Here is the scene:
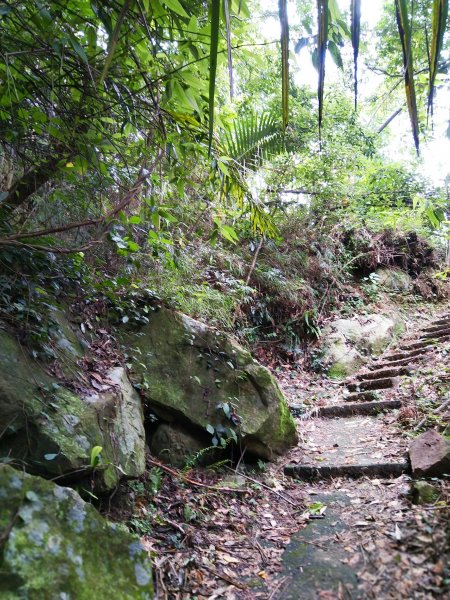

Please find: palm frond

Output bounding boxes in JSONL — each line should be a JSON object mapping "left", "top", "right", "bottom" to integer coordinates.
{"left": 350, "top": 0, "right": 361, "bottom": 109}
{"left": 222, "top": 112, "right": 282, "bottom": 169}
{"left": 317, "top": 0, "right": 329, "bottom": 135}
{"left": 208, "top": 0, "right": 221, "bottom": 155}
{"left": 428, "top": 0, "right": 448, "bottom": 117}
{"left": 395, "top": 0, "right": 420, "bottom": 154}
{"left": 216, "top": 112, "right": 283, "bottom": 237}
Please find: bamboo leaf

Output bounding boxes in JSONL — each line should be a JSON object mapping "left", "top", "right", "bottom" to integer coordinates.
{"left": 163, "top": 0, "right": 189, "bottom": 18}
{"left": 395, "top": 0, "right": 420, "bottom": 154}
{"left": 278, "top": 0, "right": 289, "bottom": 130}
{"left": 317, "top": 0, "right": 328, "bottom": 136}
{"left": 208, "top": 0, "right": 221, "bottom": 155}
{"left": 428, "top": 0, "right": 448, "bottom": 117}
{"left": 224, "top": 0, "right": 234, "bottom": 99}
{"left": 350, "top": 0, "right": 361, "bottom": 109}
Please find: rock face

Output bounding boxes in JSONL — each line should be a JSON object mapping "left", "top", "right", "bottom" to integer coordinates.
{"left": 0, "top": 465, "right": 153, "bottom": 598}
{"left": 0, "top": 329, "right": 146, "bottom": 493}
{"left": 320, "top": 313, "right": 404, "bottom": 379}
{"left": 409, "top": 429, "right": 450, "bottom": 477}
{"left": 123, "top": 308, "right": 298, "bottom": 460}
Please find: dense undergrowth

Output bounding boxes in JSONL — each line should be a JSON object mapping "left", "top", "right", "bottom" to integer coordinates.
{"left": 0, "top": 212, "right": 447, "bottom": 377}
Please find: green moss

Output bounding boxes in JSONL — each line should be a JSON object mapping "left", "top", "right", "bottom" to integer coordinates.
{"left": 393, "top": 320, "right": 406, "bottom": 337}
{"left": 327, "top": 363, "right": 349, "bottom": 380}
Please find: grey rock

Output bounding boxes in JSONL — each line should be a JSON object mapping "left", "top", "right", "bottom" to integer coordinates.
{"left": 320, "top": 313, "right": 404, "bottom": 379}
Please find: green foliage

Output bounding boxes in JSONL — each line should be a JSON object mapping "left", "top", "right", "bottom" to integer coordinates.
{"left": 360, "top": 272, "right": 381, "bottom": 301}
{"left": 89, "top": 446, "right": 103, "bottom": 469}
{"left": 0, "top": 246, "right": 78, "bottom": 348}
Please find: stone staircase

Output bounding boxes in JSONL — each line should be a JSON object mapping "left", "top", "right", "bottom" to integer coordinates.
{"left": 284, "top": 310, "right": 450, "bottom": 480}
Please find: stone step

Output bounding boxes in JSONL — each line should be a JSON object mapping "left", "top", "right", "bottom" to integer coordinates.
{"left": 316, "top": 399, "right": 401, "bottom": 418}
{"left": 353, "top": 366, "right": 411, "bottom": 381}
{"left": 343, "top": 391, "right": 379, "bottom": 402}
{"left": 384, "top": 347, "right": 430, "bottom": 362}
{"left": 368, "top": 356, "right": 422, "bottom": 370}
{"left": 421, "top": 328, "right": 450, "bottom": 340}
{"left": 399, "top": 339, "right": 434, "bottom": 351}
{"left": 422, "top": 319, "right": 450, "bottom": 331}
{"left": 346, "top": 376, "right": 399, "bottom": 393}
{"left": 286, "top": 416, "right": 407, "bottom": 478}
{"left": 284, "top": 461, "right": 410, "bottom": 479}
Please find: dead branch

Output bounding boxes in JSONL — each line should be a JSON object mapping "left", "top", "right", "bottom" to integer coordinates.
{"left": 147, "top": 458, "right": 248, "bottom": 494}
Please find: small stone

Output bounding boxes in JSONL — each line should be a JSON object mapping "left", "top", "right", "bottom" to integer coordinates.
{"left": 409, "top": 429, "right": 450, "bottom": 477}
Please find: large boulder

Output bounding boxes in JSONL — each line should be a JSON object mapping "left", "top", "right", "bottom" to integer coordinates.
{"left": 0, "top": 329, "right": 146, "bottom": 493}
{"left": 0, "top": 465, "right": 153, "bottom": 598}
{"left": 122, "top": 308, "right": 298, "bottom": 460}
{"left": 320, "top": 313, "right": 404, "bottom": 379}
{"left": 409, "top": 429, "right": 450, "bottom": 477}
{"left": 376, "top": 268, "right": 412, "bottom": 292}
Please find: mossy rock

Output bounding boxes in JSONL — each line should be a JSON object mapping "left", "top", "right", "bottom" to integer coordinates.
{"left": 122, "top": 308, "right": 298, "bottom": 460}
{"left": 321, "top": 313, "right": 404, "bottom": 377}
{"left": 0, "top": 330, "right": 145, "bottom": 493}
{"left": 410, "top": 480, "right": 440, "bottom": 505}
{"left": 376, "top": 268, "right": 412, "bottom": 292}
{"left": 0, "top": 465, "right": 153, "bottom": 599}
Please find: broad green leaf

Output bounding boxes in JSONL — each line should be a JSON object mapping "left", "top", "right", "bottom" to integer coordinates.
{"left": 68, "top": 37, "right": 89, "bottom": 64}
{"left": 220, "top": 224, "right": 239, "bottom": 244}
{"left": 208, "top": 0, "right": 221, "bottom": 155}
{"left": 428, "top": 0, "right": 448, "bottom": 117}
{"left": 278, "top": 0, "right": 289, "bottom": 130}
{"left": 163, "top": 0, "right": 189, "bottom": 18}
{"left": 351, "top": 0, "right": 361, "bottom": 109}
{"left": 328, "top": 40, "right": 343, "bottom": 68}
{"left": 395, "top": 0, "right": 420, "bottom": 153}
{"left": 90, "top": 445, "right": 103, "bottom": 468}
{"left": 217, "top": 158, "right": 231, "bottom": 177}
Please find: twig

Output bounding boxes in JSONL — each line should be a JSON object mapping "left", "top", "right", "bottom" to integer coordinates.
{"left": 147, "top": 458, "right": 247, "bottom": 494}
{"left": 268, "top": 575, "right": 291, "bottom": 600}
{"left": 245, "top": 237, "right": 264, "bottom": 286}
{"left": 414, "top": 396, "right": 450, "bottom": 430}
{"left": 224, "top": 466, "right": 298, "bottom": 507}
{"left": 202, "top": 564, "right": 247, "bottom": 590}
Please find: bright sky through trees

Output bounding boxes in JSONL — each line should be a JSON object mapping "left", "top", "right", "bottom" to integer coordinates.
{"left": 261, "top": 0, "right": 449, "bottom": 187}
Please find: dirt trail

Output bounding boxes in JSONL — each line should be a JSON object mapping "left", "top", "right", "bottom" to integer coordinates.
{"left": 273, "top": 309, "right": 450, "bottom": 599}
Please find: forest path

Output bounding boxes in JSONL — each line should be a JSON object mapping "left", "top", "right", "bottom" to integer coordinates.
{"left": 272, "top": 308, "right": 450, "bottom": 599}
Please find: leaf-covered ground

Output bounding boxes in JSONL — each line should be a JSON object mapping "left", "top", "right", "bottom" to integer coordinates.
{"left": 105, "top": 297, "right": 449, "bottom": 598}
